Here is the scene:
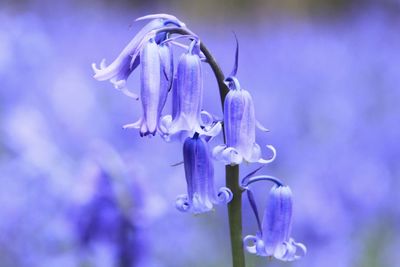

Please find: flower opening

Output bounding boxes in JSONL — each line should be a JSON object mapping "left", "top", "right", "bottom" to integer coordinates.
{"left": 244, "top": 185, "right": 306, "bottom": 261}
{"left": 213, "top": 76, "right": 275, "bottom": 165}
{"left": 176, "top": 134, "right": 232, "bottom": 214}
{"left": 160, "top": 40, "right": 221, "bottom": 141}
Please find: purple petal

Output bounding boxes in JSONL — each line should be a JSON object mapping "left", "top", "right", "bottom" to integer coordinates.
{"left": 135, "top": 14, "right": 185, "bottom": 27}
{"left": 92, "top": 19, "right": 164, "bottom": 81}
{"left": 262, "top": 185, "right": 293, "bottom": 256}
{"left": 178, "top": 136, "right": 221, "bottom": 214}
{"left": 140, "top": 39, "right": 161, "bottom": 135}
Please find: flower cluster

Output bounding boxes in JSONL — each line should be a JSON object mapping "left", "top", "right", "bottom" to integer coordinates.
{"left": 93, "top": 13, "right": 305, "bottom": 262}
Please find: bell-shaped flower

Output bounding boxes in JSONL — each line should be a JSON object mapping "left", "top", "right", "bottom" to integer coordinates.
{"left": 176, "top": 134, "right": 232, "bottom": 214}
{"left": 160, "top": 40, "right": 221, "bottom": 141}
{"left": 213, "top": 76, "right": 275, "bottom": 165}
{"left": 92, "top": 14, "right": 184, "bottom": 98}
{"left": 244, "top": 185, "right": 306, "bottom": 261}
{"left": 122, "top": 38, "right": 173, "bottom": 136}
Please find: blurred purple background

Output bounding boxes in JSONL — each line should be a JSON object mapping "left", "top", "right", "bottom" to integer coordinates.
{"left": 1, "top": 0, "right": 399, "bottom": 266}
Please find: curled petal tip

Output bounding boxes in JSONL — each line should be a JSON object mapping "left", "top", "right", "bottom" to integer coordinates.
{"left": 112, "top": 79, "right": 126, "bottom": 90}
{"left": 291, "top": 239, "right": 307, "bottom": 260}
{"left": 136, "top": 13, "right": 177, "bottom": 21}
{"left": 244, "top": 235, "right": 257, "bottom": 254}
{"left": 217, "top": 187, "right": 233, "bottom": 204}
{"left": 212, "top": 145, "right": 243, "bottom": 165}
{"left": 243, "top": 235, "right": 266, "bottom": 255}
{"left": 276, "top": 239, "right": 307, "bottom": 261}
{"left": 100, "top": 58, "right": 107, "bottom": 69}
{"left": 200, "top": 122, "right": 222, "bottom": 139}
{"left": 91, "top": 62, "right": 100, "bottom": 73}
{"left": 256, "top": 120, "right": 270, "bottom": 132}
{"left": 135, "top": 13, "right": 186, "bottom": 27}
{"left": 223, "top": 147, "right": 242, "bottom": 165}
{"left": 176, "top": 194, "right": 190, "bottom": 212}
{"left": 92, "top": 59, "right": 108, "bottom": 79}
{"left": 118, "top": 85, "right": 139, "bottom": 100}
{"left": 298, "top": 246, "right": 307, "bottom": 259}
{"left": 123, "top": 119, "right": 141, "bottom": 130}
{"left": 258, "top": 145, "right": 276, "bottom": 164}
{"left": 200, "top": 110, "right": 219, "bottom": 127}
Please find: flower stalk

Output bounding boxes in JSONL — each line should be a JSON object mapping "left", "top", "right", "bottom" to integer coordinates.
{"left": 150, "top": 26, "right": 246, "bottom": 267}
{"left": 157, "top": 26, "right": 245, "bottom": 267}
{"left": 196, "top": 34, "right": 245, "bottom": 267}
{"left": 226, "top": 164, "right": 245, "bottom": 267}
{"left": 199, "top": 44, "right": 246, "bottom": 267}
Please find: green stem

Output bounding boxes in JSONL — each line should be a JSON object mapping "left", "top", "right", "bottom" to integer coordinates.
{"left": 200, "top": 41, "right": 246, "bottom": 267}
{"left": 225, "top": 164, "right": 245, "bottom": 267}
{"left": 200, "top": 37, "right": 246, "bottom": 267}
{"left": 158, "top": 27, "right": 246, "bottom": 267}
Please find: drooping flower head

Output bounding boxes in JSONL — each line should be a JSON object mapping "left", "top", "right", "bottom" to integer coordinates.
{"left": 92, "top": 14, "right": 184, "bottom": 98}
{"left": 123, "top": 37, "right": 173, "bottom": 136}
{"left": 213, "top": 76, "right": 275, "bottom": 165}
{"left": 176, "top": 133, "right": 232, "bottom": 214}
{"left": 244, "top": 184, "right": 306, "bottom": 261}
{"left": 160, "top": 39, "right": 221, "bottom": 141}
{"left": 212, "top": 37, "right": 275, "bottom": 165}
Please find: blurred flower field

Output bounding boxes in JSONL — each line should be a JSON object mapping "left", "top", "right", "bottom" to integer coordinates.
{"left": 0, "top": 1, "right": 399, "bottom": 267}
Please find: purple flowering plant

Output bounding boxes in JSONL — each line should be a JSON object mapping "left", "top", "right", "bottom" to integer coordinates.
{"left": 93, "top": 13, "right": 306, "bottom": 266}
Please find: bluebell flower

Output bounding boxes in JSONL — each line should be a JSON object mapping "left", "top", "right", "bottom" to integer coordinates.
{"left": 244, "top": 184, "right": 306, "bottom": 261}
{"left": 92, "top": 14, "right": 184, "bottom": 98}
{"left": 75, "top": 167, "right": 121, "bottom": 245}
{"left": 160, "top": 40, "right": 221, "bottom": 141}
{"left": 176, "top": 134, "right": 232, "bottom": 214}
{"left": 122, "top": 38, "right": 173, "bottom": 136}
{"left": 213, "top": 76, "right": 275, "bottom": 165}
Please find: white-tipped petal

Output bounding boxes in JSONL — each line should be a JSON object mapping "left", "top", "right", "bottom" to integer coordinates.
{"left": 136, "top": 13, "right": 179, "bottom": 22}
{"left": 256, "top": 120, "right": 270, "bottom": 132}
{"left": 244, "top": 235, "right": 259, "bottom": 254}
{"left": 257, "top": 145, "right": 277, "bottom": 164}
{"left": 212, "top": 144, "right": 226, "bottom": 161}
{"left": 120, "top": 86, "right": 139, "bottom": 100}
{"left": 222, "top": 147, "right": 242, "bottom": 165}
{"left": 248, "top": 143, "right": 262, "bottom": 163}
{"left": 159, "top": 115, "right": 173, "bottom": 134}
{"left": 100, "top": 58, "right": 107, "bottom": 69}
{"left": 91, "top": 63, "right": 100, "bottom": 73}
{"left": 292, "top": 240, "right": 307, "bottom": 260}
{"left": 200, "top": 110, "right": 214, "bottom": 126}
{"left": 123, "top": 118, "right": 142, "bottom": 129}
{"left": 176, "top": 194, "right": 190, "bottom": 212}
{"left": 200, "top": 122, "right": 222, "bottom": 138}
{"left": 217, "top": 187, "right": 233, "bottom": 204}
